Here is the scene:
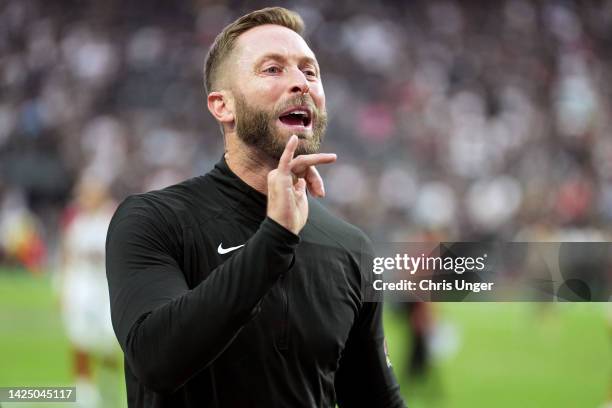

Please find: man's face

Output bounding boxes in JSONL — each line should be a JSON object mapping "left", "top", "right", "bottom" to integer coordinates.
{"left": 229, "top": 24, "right": 327, "bottom": 159}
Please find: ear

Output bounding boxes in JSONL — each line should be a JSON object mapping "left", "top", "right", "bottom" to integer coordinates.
{"left": 207, "top": 91, "right": 235, "bottom": 126}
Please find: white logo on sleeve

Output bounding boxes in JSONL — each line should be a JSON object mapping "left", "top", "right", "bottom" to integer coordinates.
{"left": 384, "top": 338, "right": 392, "bottom": 368}
{"left": 217, "top": 243, "right": 245, "bottom": 255}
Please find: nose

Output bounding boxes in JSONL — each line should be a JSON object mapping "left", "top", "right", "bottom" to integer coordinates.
{"left": 288, "top": 67, "right": 309, "bottom": 95}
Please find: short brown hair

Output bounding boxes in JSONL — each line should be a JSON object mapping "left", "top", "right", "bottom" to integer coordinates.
{"left": 204, "top": 7, "right": 305, "bottom": 94}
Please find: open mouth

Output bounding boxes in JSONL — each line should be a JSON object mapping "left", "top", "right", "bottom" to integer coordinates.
{"left": 278, "top": 107, "right": 312, "bottom": 128}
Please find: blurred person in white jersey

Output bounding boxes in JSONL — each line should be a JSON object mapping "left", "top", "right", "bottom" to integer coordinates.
{"left": 58, "top": 172, "right": 121, "bottom": 408}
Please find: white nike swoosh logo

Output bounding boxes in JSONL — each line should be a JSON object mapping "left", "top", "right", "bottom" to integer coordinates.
{"left": 217, "top": 243, "right": 245, "bottom": 255}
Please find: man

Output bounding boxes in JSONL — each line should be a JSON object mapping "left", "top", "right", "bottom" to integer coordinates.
{"left": 106, "top": 7, "right": 405, "bottom": 407}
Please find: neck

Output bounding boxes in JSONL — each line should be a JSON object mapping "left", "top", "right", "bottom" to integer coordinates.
{"left": 224, "top": 132, "right": 277, "bottom": 195}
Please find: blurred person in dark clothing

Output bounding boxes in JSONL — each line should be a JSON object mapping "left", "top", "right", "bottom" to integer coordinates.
{"left": 405, "top": 302, "right": 432, "bottom": 378}
{"left": 106, "top": 7, "right": 405, "bottom": 408}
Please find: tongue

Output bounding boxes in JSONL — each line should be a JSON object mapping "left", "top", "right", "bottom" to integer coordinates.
{"left": 279, "top": 115, "right": 303, "bottom": 126}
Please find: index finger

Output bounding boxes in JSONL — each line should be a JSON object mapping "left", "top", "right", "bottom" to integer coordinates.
{"left": 278, "top": 135, "right": 298, "bottom": 173}
{"left": 289, "top": 153, "right": 337, "bottom": 175}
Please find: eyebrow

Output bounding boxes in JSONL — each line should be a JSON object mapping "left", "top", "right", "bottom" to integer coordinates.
{"left": 255, "top": 53, "right": 319, "bottom": 71}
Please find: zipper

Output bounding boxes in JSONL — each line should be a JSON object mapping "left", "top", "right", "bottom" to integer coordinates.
{"left": 278, "top": 273, "right": 289, "bottom": 350}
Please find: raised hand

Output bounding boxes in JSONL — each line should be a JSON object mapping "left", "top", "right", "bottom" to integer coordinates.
{"left": 266, "top": 135, "right": 336, "bottom": 235}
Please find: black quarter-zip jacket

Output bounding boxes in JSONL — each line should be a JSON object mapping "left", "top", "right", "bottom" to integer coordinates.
{"left": 106, "top": 157, "right": 405, "bottom": 408}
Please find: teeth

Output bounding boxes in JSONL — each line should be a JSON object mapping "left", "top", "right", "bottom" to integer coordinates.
{"left": 289, "top": 110, "right": 308, "bottom": 116}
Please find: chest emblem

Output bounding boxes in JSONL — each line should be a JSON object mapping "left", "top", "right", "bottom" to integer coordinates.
{"left": 217, "top": 243, "right": 245, "bottom": 255}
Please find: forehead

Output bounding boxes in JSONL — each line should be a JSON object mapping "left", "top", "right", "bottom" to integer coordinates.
{"left": 233, "top": 24, "right": 317, "bottom": 65}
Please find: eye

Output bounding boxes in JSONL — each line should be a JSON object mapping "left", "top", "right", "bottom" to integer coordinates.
{"left": 263, "top": 66, "right": 282, "bottom": 74}
{"left": 303, "top": 68, "right": 317, "bottom": 77}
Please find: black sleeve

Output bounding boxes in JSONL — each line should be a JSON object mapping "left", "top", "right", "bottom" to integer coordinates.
{"left": 105, "top": 197, "right": 299, "bottom": 393}
{"left": 335, "top": 236, "right": 406, "bottom": 408}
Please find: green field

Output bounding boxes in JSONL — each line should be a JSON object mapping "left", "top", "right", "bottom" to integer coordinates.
{"left": 0, "top": 271, "right": 610, "bottom": 407}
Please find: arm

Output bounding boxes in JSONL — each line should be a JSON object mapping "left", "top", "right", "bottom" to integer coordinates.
{"left": 335, "top": 301, "right": 405, "bottom": 408}
{"left": 106, "top": 200, "right": 299, "bottom": 393}
{"left": 335, "top": 236, "right": 406, "bottom": 408}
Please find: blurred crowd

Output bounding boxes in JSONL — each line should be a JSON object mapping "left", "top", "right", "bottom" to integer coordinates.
{"left": 2, "top": 0, "right": 612, "bottom": 269}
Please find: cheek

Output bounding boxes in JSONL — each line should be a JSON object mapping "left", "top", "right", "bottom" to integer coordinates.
{"left": 251, "top": 79, "right": 284, "bottom": 102}
{"left": 312, "top": 85, "right": 326, "bottom": 110}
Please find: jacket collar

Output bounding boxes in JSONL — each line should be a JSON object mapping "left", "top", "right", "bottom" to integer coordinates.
{"left": 209, "top": 156, "right": 267, "bottom": 220}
